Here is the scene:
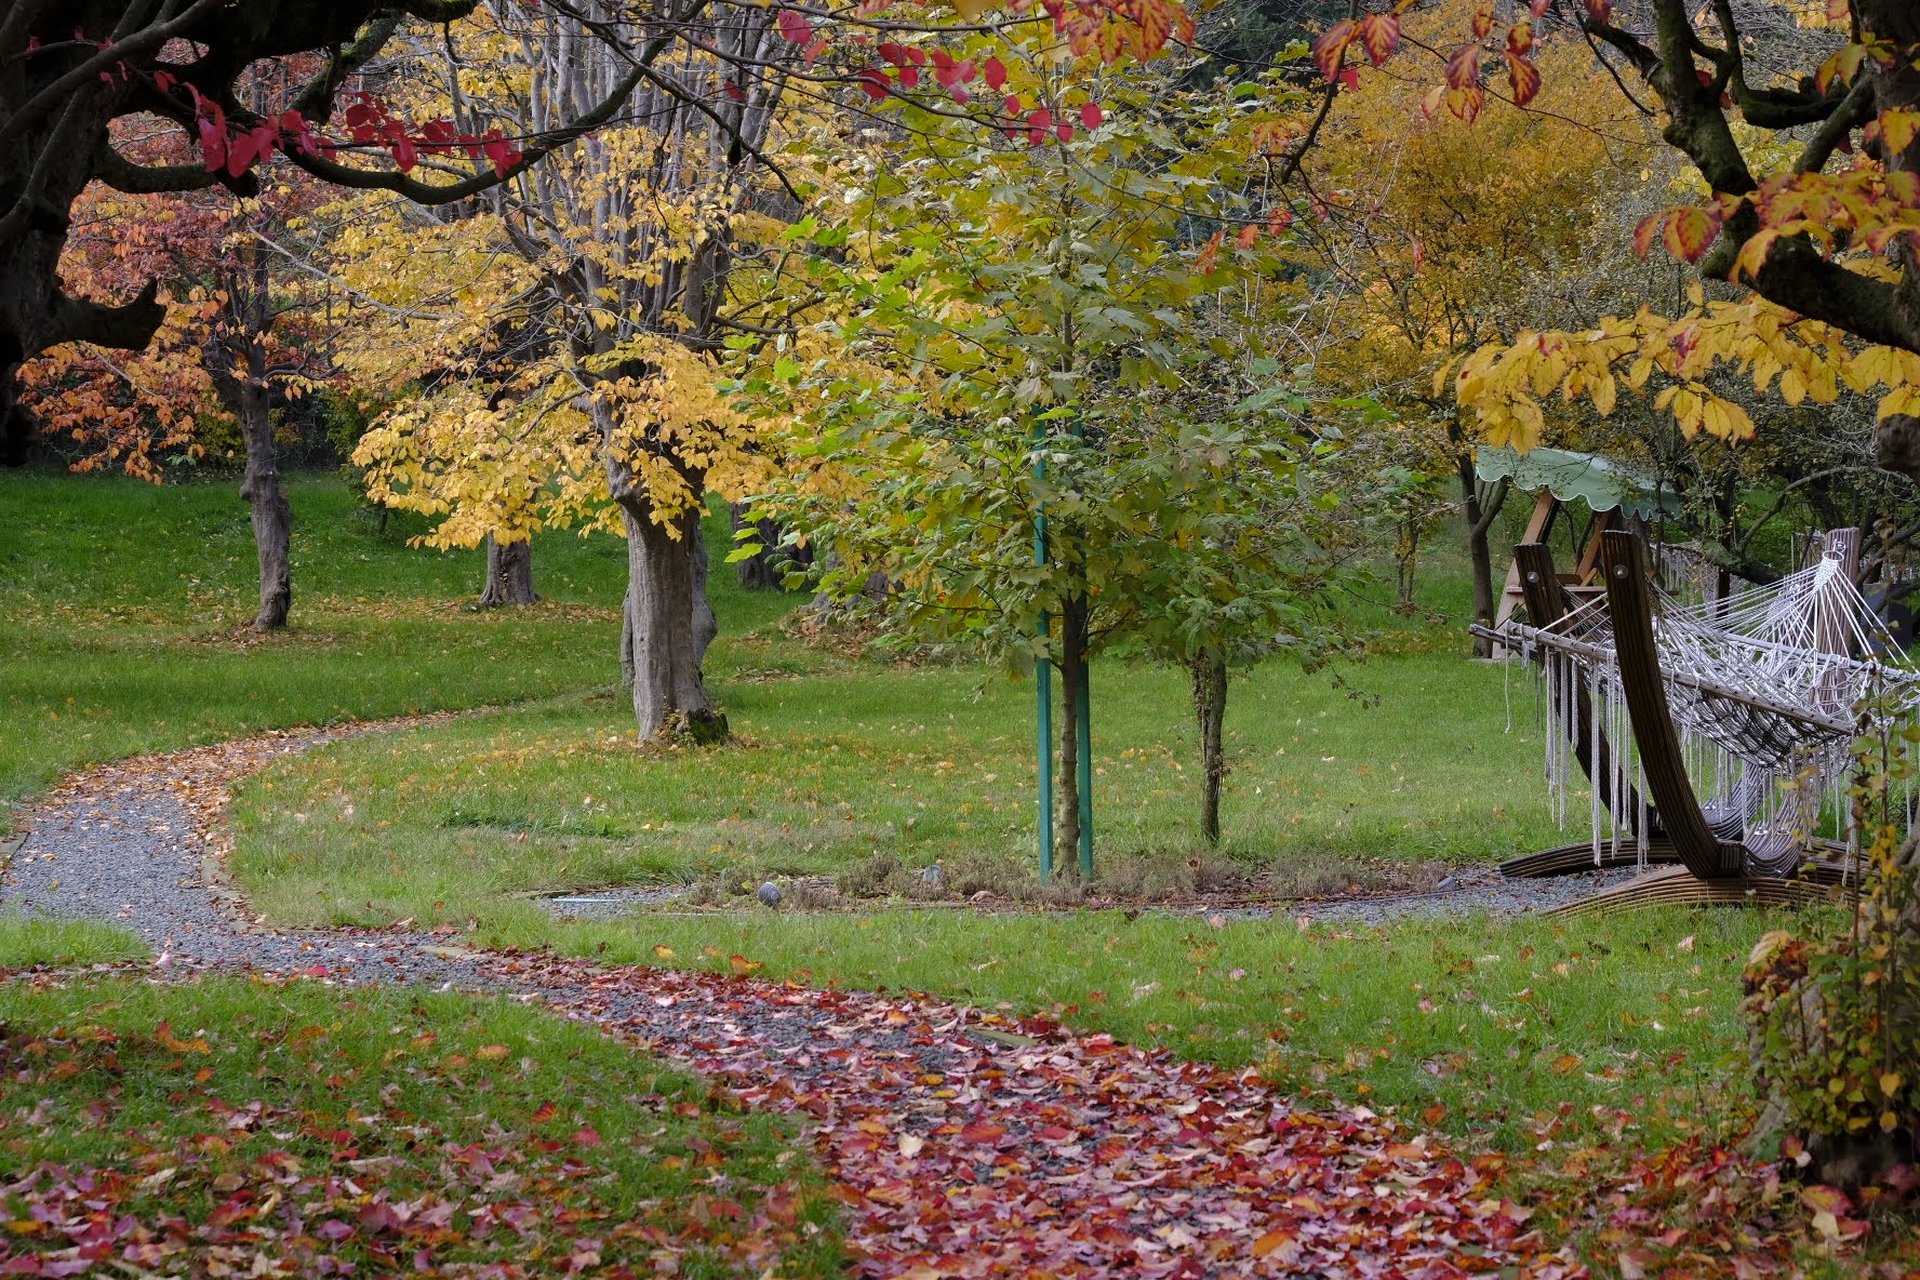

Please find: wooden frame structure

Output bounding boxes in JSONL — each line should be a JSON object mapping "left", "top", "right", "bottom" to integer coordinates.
{"left": 1492, "top": 540, "right": 1673, "bottom": 878}
{"left": 1543, "top": 531, "right": 1846, "bottom": 913}
{"left": 1489, "top": 493, "right": 1617, "bottom": 644}
{"left": 1480, "top": 531, "right": 1854, "bottom": 910}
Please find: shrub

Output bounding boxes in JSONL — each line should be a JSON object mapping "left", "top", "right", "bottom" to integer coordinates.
{"left": 1744, "top": 718, "right": 1920, "bottom": 1191}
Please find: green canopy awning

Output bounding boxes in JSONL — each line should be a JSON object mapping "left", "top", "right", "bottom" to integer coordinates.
{"left": 1474, "top": 446, "right": 1678, "bottom": 520}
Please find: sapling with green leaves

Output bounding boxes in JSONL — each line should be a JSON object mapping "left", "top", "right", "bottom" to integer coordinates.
{"left": 735, "top": 46, "right": 1364, "bottom": 857}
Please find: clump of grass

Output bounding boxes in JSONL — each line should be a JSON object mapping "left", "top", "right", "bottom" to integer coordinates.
{"left": 0, "top": 915, "right": 147, "bottom": 969}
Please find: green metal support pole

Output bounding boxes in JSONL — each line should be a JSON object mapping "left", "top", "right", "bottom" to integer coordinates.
{"left": 1063, "top": 407, "right": 1093, "bottom": 880}
{"left": 1033, "top": 430, "right": 1054, "bottom": 882}
{"left": 1075, "top": 657, "right": 1092, "bottom": 879}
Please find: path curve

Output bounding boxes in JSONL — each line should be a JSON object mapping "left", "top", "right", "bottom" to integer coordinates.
{"left": 1, "top": 725, "right": 1587, "bottom": 1279}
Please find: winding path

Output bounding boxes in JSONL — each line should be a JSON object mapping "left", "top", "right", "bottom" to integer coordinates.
{"left": 1, "top": 723, "right": 1587, "bottom": 1279}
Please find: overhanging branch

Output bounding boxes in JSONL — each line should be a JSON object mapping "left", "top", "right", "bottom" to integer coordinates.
{"left": 48, "top": 280, "right": 167, "bottom": 352}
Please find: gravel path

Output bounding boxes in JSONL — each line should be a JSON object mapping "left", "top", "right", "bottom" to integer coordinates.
{"left": 0, "top": 725, "right": 1588, "bottom": 1279}
{"left": 1290, "top": 863, "right": 1646, "bottom": 927}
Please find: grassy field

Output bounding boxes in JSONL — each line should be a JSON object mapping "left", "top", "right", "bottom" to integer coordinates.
{"left": 0, "top": 469, "right": 788, "bottom": 820}
{"left": 228, "top": 651, "right": 1565, "bottom": 928}
{"left": 0, "top": 971, "right": 840, "bottom": 1277}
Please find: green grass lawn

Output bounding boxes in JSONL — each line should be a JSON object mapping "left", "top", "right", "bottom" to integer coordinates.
{"left": 0, "top": 469, "right": 791, "bottom": 821}
{"left": 227, "top": 649, "right": 1566, "bottom": 929}
{"left": 0, "top": 915, "right": 149, "bottom": 968}
{"left": 0, "top": 975, "right": 840, "bottom": 1277}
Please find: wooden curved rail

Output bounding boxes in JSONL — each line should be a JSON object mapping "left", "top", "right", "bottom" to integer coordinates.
{"left": 1544, "top": 865, "right": 1835, "bottom": 917}
{"left": 1599, "top": 529, "right": 1747, "bottom": 879}
{"left": 1517, "top": 541, "right": 1657, "bottom": 833}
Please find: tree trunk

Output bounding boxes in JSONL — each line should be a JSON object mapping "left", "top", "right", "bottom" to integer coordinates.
{"left": 619, "top": 581, "right": 636, "bottom": 687}
{"left": 1457, "top": 453, "right": 1510, "bottom": 657}
{"left": 1192, "top": 656, "right": 1228, "bottom": 846}
{"left": 731, "top": 503, "right": 782, "bottom": 590}
{"left": 619, "top": 502, "right": 726, "bottom": 742}
{"left": 1394, "top": 516, "right": 1422, "bottom": 613}
{"left": 477, "top": 534, "right": 536, "bottom": 607}
{"left": 235, "top": 352, "right": 292, "bottom": 632}
{"left": 689, "top": 513, "right": 718, "bottom": 666}
{"left": 1057, "top": 595, "right": 1089, "bottom": 870}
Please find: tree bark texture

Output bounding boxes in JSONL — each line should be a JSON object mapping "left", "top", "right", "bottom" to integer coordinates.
{"left": 1394, "top": 517, "right": 1422, "bottom": 613}
{"left": 235, "top": 356, "right": 292, "bottom": 631}
{"left": 1456, "top": 453, "right": 1509, "bottom": 658}
{"left": 689, "top": 515, "right": 717, "bottom": 666}
{"left": 617, "top": 502, "right": 725, "bottom": 742}
{"left": 477, "top": 534, "right": 536, "bottom": 607}
{"left": 1056, "top": 595, "right": 1089, "bottom": 869}
{"left": 1192, "top": 656, "right": 1228, "bottom": 846}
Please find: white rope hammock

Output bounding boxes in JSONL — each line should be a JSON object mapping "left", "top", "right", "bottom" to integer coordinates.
{"left": 1505, "top": 532, "right": 1920, "bottom": 877}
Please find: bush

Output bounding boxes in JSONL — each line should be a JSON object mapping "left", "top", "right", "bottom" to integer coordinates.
{"left": 1744, "top": 720, "right": 1920, "bottom": 1191}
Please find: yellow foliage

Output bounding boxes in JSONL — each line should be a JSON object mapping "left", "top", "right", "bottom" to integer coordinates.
{"left": 1455, "top": 294, "right": 1919, "bottom": 446}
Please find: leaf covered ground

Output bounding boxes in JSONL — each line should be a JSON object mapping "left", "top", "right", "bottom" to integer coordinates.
{"left": 0, "top": 976, "right": 839, "bottom": 1278}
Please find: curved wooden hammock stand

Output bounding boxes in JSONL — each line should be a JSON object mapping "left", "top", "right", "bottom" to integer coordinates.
{"left": 1480, "top": 531, "right": 1850, "bottom": 915}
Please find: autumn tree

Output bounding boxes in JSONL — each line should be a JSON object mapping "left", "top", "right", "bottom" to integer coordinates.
{"left": 0, "top": 0, "right": 1204, "bottom": 477}
{"left": 1293, "top": 17, "right": 1641, "bottom": 648}
{"left": 1304, "top": 0, "right": 1920, "bottom": 1184}
{"left": 22, "top": 128, "right": 338, "bottom": 631}
{"left": 335, "top": 2, "right": 814, "bottom": 741}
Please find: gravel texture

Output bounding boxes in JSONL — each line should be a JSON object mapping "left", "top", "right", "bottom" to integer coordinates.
{"left": 1282, "top": 863, "right": 1648, "bottom": 927}
{"left": 0, "top": 725, "right": 1591, "bottom": 1278}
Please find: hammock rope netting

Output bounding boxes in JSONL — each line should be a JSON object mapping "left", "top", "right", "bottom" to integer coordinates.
{"left": 1500, "top": 531, "right": 1920, "bottom": 877}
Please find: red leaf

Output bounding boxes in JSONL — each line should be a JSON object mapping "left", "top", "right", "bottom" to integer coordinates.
{"left": 1236, "top": 223, "right": 1259, "bottom": 249}
{"left": 390, "top": 134, "right": 417, "bottom": 172}
{"left": 859, "top": 67, "right": 890, "bottom": 100}
{"left": 481, "top": 131, "right": 518, "bottom": 178}
{"left": 1583, "top": 0, "right": 1612, "bottom": 17}
{"left": 1632, "top": 212, "right": 1663, "bottom": 258}
{"left": 1311, "top": 20, "right": 1356, "bottom": 82}
{"left": 420, "top": 118, "right": 458, "bottom": 154}
{"left": 531, "top": 1101, "right": 558, "bottom": 1123}
{"left": 1506, "top": 52, "right": 1541, "bottom": 105}
{"left": 1505, "top": 19, "right": 1534, "bottom": 58}
{"left": 1660, "top": 204, "right": 1720, "bottom": 263}
{"left": 1470, "top": 1, "right": 1493, "bottom": 38}
{"left": 961, "top": 1121, "right": 1008, "bottom": 1143}
{"left": 1357, "top": 13, "right": 1399, "bottom": 67}
{"left": 1445, "top": 43, "right": 1481, "bottom": 91}
{"left": 878, "top": 41, "right": 910, "bottom": 65}
{"left": 776, "top": 7, "right": 814, "bottom": 44}
{"left": 219, "top": 141, "right": 250, "bottom": 178}
{"left": 899, "top": 64, "right": 920, "bottom": 89}
{"left": 984, "top": 57, "right": 1007, "bottom": 91}
{"left": 1056, "top": 120, "right": 1073, "bottom": 141}
{"left": 197, "top": 115, "right": 227, "bottom": 173}
{"left": 1080, "top": 101, "right": 1103, "bottom": 130}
